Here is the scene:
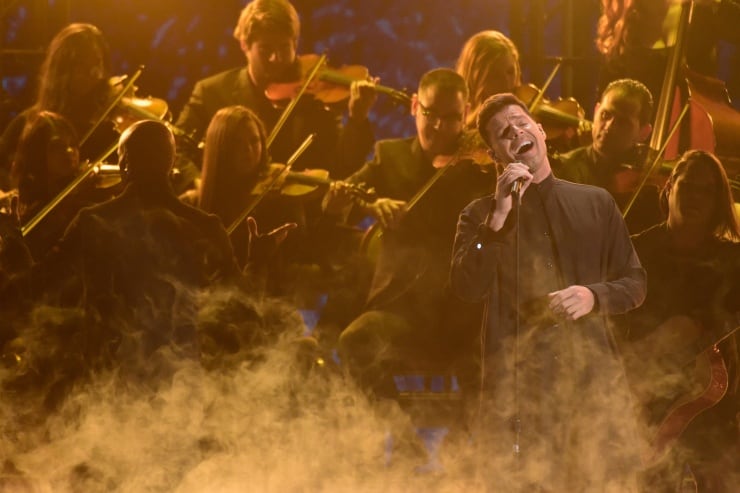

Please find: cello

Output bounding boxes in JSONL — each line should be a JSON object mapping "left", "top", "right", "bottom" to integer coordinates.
{"left": 621, "top": 315, "right": 738, "bottom": 465}
{"left": 621, "top": 0, "right": 715, "bottom": 219}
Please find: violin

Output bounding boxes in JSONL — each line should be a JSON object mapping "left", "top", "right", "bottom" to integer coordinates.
{"left": 81, "top": 68, "right": 193, "bottom": 152}
{"left": 432, "top": 129, "right": 496, "bottom": 169}
{"left": 253, "top": 163, "right": 376, "bottom": 202}
{"left": 264, "top": 53, "right": 411, "bottom": 108}
{"left": 514, "top": 83, "right": 593, "bottom": 152}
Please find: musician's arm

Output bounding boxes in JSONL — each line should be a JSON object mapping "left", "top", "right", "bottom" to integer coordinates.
{"left": 584, "top": 194, "right": 647, "bottom": 315}
{"left": 450, "top": 195, "right": 514, "bottom": 303}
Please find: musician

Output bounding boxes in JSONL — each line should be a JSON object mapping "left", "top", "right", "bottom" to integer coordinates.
{"left": 455, "top": 30, "right": 521, "bottom": 129}
{"left": 450, "top": 93, "right": 646, "bottom": 490}
{"left": 596, "top": 0, "right": 740, "bottom": 110}
{"left": 182, "top": 105, "right": 299, "bottom": 291}
{"left": 553, "top": 78, "right": 662, "bottom": 233}
{"left": 624, "top": 150, "right": 740, "bottom": 492}
{"left": 0, "top": 23, "right": 117, "bottom": 180}
{"left": 0, "top": 120, "right": 247, "bottom": 409}
{"left": 175, "top": 0, "right": 377, "bottom": 182}
{"left": 5, "top": 111, "right": 107, "bottom": 263}
{"left": 323, "top": 68, "right": 495, "bottom": 399}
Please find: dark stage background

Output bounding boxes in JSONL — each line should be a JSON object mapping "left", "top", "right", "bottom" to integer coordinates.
{"left": 1, "top": 0, "right": 739, "bottom": 141}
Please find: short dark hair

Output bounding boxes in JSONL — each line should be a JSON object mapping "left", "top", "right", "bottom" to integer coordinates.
{"left": 233, "top": 0, "right": 300, "bottom": 45}
{"left": 476, "top": 92, "right": 530, "bottom": 147}
{"left": 417, "top": 68, "right": 468, "bottom": 100}
{"left": 602, "top": 78, "right": 653, "bottom": 125}
{"left": 118, "top": 120, "right": 175, "bottom": 185}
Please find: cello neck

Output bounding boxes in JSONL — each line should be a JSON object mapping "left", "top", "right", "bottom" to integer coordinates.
{"left": 649, "top": 1, "right": 693, "bottom": 152}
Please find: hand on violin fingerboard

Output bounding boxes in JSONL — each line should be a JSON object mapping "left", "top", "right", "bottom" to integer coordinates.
{"left": 322, "top": 181, "right": 359, "bottom": 216}
{"left": 348, "top": 79, "right": 378, "bottom": 121}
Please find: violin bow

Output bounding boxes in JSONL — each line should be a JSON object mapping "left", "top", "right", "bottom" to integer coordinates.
{"left": 266, "top": 54, "right": 327, "bottom": 149}
{"left": 404, "top": 134, "right": 475, "bottom": 214}
{"left": 622, "top": 103, "right": 689, "bottom": 219}
{"left": 79, "top": 65, "right": 144, "bottom": 148}
{"left": 623, "top": 2, "right": 695, "bottom": 219}
{"left": 526, "top": 59, "right": 562, "bottom": 112}
{"left": 226, "top": 133, "right": 315, "bottom": 236}
{"left": 21, "top": 141, "right": 119, "bottom": 237}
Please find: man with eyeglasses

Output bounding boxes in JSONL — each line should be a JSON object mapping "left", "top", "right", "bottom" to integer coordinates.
{"left": 323, "top": 68, "right": 496, "bottom": 416}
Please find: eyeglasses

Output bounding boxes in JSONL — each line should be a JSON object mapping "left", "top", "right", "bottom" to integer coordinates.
{"left": 417, "top": 101, "right": 464, "bottom": 125}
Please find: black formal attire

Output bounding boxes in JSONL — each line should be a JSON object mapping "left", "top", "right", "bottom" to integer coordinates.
{"left": 175, "top": 65, "right": 373, "bottom": 180}
{"left": 553, "top": 144, "right": 663, "bottom": 234}
{"left": 181, "top": 184, "right": 310, "bottom": 299}
{"left": 30, "top": 182, "right": 241, "bottom": 363}
{"left": 450, "top": 174, "right": 646, "bottom": 490}
{"left": 625, "top": 223, "right": 740, "bottom": 492}
{"left": 337, "top": 136, "right": 496, "bottom": 397}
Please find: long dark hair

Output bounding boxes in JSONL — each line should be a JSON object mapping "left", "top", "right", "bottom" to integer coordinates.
{"left": 660, "top": 150, "right": 740, "bottom": 242}
{"left": 199, "top": 106, "right": 269, "bottom": 224}
{"left": 34, "top": 23, "right": 111, "bottom": 122}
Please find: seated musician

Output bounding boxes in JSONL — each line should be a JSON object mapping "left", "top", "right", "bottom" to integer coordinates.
{"left": 553, "top": 78, "right": 662, "bottom": 233}
{"left": 323, "top": 68, "right": 496, "bottom": 399}
{"left": 175, "top": 0, "right": 377, "bottom": 183}
{"left": 455, "top": 30, "right": 521, "bottom": 130}
{"left": 2, "top": 121, "right": 315, "bottom": 409}
{"left": 181, "top": 105, "right": 300, "bottom": 294}
{"left": 0, "top": 23, "right": 117, "bottom": 181}
{"left": 7, "top": 111, "right": 99, "bottom": 263}
{"left": 622, "top": 150, "right": 740, "bottom": 492}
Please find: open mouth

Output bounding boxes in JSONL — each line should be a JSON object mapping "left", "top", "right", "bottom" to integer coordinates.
{"left": 515, "top": 140, "right": 534, "bottom": 156}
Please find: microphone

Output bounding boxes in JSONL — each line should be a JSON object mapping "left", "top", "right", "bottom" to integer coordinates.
{"left": 511, "top": 177, "right": 525, "bottom": 196}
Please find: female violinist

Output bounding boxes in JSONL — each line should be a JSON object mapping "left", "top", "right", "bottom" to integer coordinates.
{"left": 455, "top": 30, "right": 590, "bottom": 153}
{"left": 8, "top": 111, "right": 99, "bottom": 262}
{"left": 175, "top": 0, "right": 377, "bottom": 181}
{"left": 455, "top": 30, "right": 521, "bottom": 130}
{"left": 0, "top": 23, "right": 117, "bottom": 179}
{"left": 182, "top": 105, "right": 302, "bottom": 292}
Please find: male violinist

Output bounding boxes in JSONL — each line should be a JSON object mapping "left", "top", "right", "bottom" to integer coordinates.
{"left": 323, "top": 68, "right": 495, "bottom": 402}
{"left": 175, "top": 0, "right": 377, "bottom": 183}
{"left": 553, "top": 78, "right": 663, "bottom": 233}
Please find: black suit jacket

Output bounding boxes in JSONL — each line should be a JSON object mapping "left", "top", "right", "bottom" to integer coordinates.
{"left": 176, "top": 66, "right": 373, "bottom": 179}
{"left": 349, "top": 137, "right": 496, "bottom": 317}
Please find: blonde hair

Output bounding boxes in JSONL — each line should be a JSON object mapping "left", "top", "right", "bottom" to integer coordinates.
{"left": 455, "top": 30, "right": 521, "bottom": 127}
{"left": 233, "top": 0, "right": 300, "bottom": 45}
{"left": 596, "top": 0, "right": 668, "bottom": 60}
